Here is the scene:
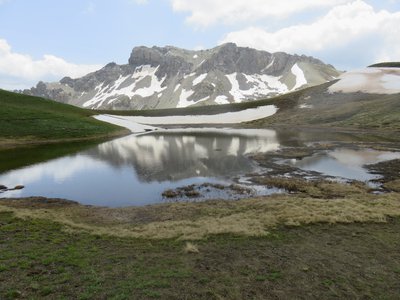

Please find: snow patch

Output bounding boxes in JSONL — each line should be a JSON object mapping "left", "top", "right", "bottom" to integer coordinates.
{"left": 83, "top": 65, "right": 166, "bottom": 108}
{"left": 197, "top": 59, "right": 206, "bottom": 67}
{"left": 96, "top": 105, "right": 278, "bottom": 127}
{"left": 226, "top": 73, "right": 288, "bottom": 103}
{"left": 291, "top": 63, "right": 307, "bottom": 90}
{"left": 329, "top": 68, "right": 400, "bottom": 94}
{"left": 192, "top": 73, "right": 207, "bottom": 86}
{"left": 261, "top": 57, "right": 275, "bottom": 72}
{"left": 184, "top": 72, "right": 196, "bottom": 79}
{"left": 94, "top": 115, "right": 157, "bottom": 133}
{"left": 135, "top": 74, "right": 166, "bottom": 98}
{"left": 299, "top": 104, "right": 314, "bottom": 109}
{"left": 174, "top": 83, "right": 181, "bottom": 92}
{"left": 381, "top": 74, "right": 400, "bottom": 90}
{"left": 226, "top": 73, "right": 243, "bottom": 103}
{"left": 197, "top": 96, "right": 209, "bottom": 103}
{"left": 177, "top": 89, "right": 195, "bottom": 108}
{"left": 215, "top": 95, "right": 229, "bottom": 104}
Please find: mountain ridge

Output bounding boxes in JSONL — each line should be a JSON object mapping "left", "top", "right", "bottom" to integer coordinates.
{"left": 22, "top": 43, "right": 340, "bottom": 110}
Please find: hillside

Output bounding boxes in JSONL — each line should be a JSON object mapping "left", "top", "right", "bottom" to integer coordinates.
{"left": 369, "top": 62, "right": 400, "bottom": 68}
{"left": 22, "top": 43, "right": 340, "bottom": 110}
{"left": 0, "top": 89, "right": 125, "bottom": 147}
{"left": 245, "top": 67, "right": 400, "bottom": 131}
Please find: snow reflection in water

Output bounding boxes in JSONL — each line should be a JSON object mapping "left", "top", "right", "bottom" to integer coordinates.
{"left": 0, "top": 129, "right": 279, "bottom": 207}
{"left": 287, "top": 149, "right": 400, "bottom": 181}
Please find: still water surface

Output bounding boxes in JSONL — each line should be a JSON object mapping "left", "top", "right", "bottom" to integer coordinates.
{"left": 0, "top": 128, "right": 399, "bottom": 207}
{"left": 0, "top": 129, "right": 278, "bottom": 206}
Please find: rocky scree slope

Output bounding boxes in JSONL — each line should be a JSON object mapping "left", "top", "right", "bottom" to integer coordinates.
{"left": 23, "top": 43, "right": 340, "bottom": 110}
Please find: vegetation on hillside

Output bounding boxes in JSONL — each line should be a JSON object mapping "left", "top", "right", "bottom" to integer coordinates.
{"left": 245, "top": 85, "right": 400, "bottom": 131}
{"left": 0, "top": 89, "right": 125, "bottom": 147}
{"left": 369, "top": 62, "right": 400, "bottom": 68}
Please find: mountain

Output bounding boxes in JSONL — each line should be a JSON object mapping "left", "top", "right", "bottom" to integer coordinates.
{"left": 22, "top": 43, "right": 340, "bottom": 110}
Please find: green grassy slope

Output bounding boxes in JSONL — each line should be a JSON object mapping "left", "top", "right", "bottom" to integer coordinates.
{"left": 369, "top": 62, "right": 400, "bottom": 68}
{"left": 0, "top": 89, "right": 125, "bottom": 144}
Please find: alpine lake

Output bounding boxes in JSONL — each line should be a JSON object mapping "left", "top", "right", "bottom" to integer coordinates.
{"left": 1, "top": 127, "right": 400, "bottom": 207}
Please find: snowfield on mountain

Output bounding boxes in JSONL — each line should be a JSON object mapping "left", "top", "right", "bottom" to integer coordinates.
{"left": 329, "top": 67, "right": 400, "bottom": 94}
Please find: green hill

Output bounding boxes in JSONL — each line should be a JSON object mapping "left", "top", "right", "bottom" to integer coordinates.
{"left": 369, "top": 62, "right": 400, "bottom": 68}
{"left": 0, "top": 89, "right": 126, "bottom": 147}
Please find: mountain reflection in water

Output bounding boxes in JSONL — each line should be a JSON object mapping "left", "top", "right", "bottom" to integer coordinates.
{"left": 0, "top": 129, "right": 280, "bottom": 206}
{"left": 91, "top": 129, "right": 280, "bottom": 181}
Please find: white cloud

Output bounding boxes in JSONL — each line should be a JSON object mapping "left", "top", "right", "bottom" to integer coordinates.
{"left": 170, "top": 0, "right": 352, "bottom": 27}
{"left": 220, "top": 1, "right": 400, "bottom": 63}
{"left": 0, "top": 39, "right": 102, "bottom": 85}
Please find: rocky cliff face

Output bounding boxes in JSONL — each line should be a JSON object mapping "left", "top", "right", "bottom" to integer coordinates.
{"left": 23, "top": 43, "right": 340, "bottom": 110}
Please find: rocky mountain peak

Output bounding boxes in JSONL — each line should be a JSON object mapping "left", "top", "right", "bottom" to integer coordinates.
{"left": 22, "top": 44, "right": 341, "bottom": 110}
{"left": 128, "top": 46, "right": 164, "bottom": 67}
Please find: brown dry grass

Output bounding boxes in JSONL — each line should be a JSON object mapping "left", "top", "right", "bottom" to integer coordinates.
{"left": 384, "top": 180, "right": 400, "bottom": 192}
{"left": 1, "top": 187, "right": 400, "bottom": 240}
{"left": 184, "top": 242, "right": 199, "bottom": 253}
{"left": 255, "top": 177, "right": 369, "bottom": 198}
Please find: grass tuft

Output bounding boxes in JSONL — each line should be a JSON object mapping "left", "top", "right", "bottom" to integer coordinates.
{"left": 184, "top": 242, "right": 200, "bottom": 254}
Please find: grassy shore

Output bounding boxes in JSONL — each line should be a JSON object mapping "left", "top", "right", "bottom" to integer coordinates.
{"left": 1, "top": 189, "right": 400, "bottom": 299}
{"left": 0, "top": 90, "right": 127, "bottom": 148}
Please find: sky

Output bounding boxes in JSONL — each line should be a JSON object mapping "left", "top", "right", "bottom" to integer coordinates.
{"left": 0, "top": 0, "right": 399, "bottom": 90}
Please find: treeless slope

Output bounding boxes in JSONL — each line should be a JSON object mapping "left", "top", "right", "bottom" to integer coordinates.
{"left": 0, "top": 89, "right": 126, "bottom": 147}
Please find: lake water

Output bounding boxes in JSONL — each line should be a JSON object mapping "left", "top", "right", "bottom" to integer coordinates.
{"left": 1, "top": 128, "right": 399, "bottom": 207}
{"left": 0, "top": 129, "right": 279, "bottom": 206}
{"left": 285, "top": 148, "right": 400, "bottom": 181}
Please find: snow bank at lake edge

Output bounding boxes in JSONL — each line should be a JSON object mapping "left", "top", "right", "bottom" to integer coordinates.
{"left": 94, "top": 105, "right": 278, "bottom": 133}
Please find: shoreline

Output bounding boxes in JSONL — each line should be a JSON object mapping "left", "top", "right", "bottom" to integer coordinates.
{"left": 2, "top": 184, "right": 400, "bottom": 239}
{"left": 0, "top": 129, "right": 130, "bottom": 150}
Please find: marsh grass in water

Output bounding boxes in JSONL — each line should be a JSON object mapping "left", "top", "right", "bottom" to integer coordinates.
{"left": 254, "top": 177, "right": 371, "bottom": 198}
